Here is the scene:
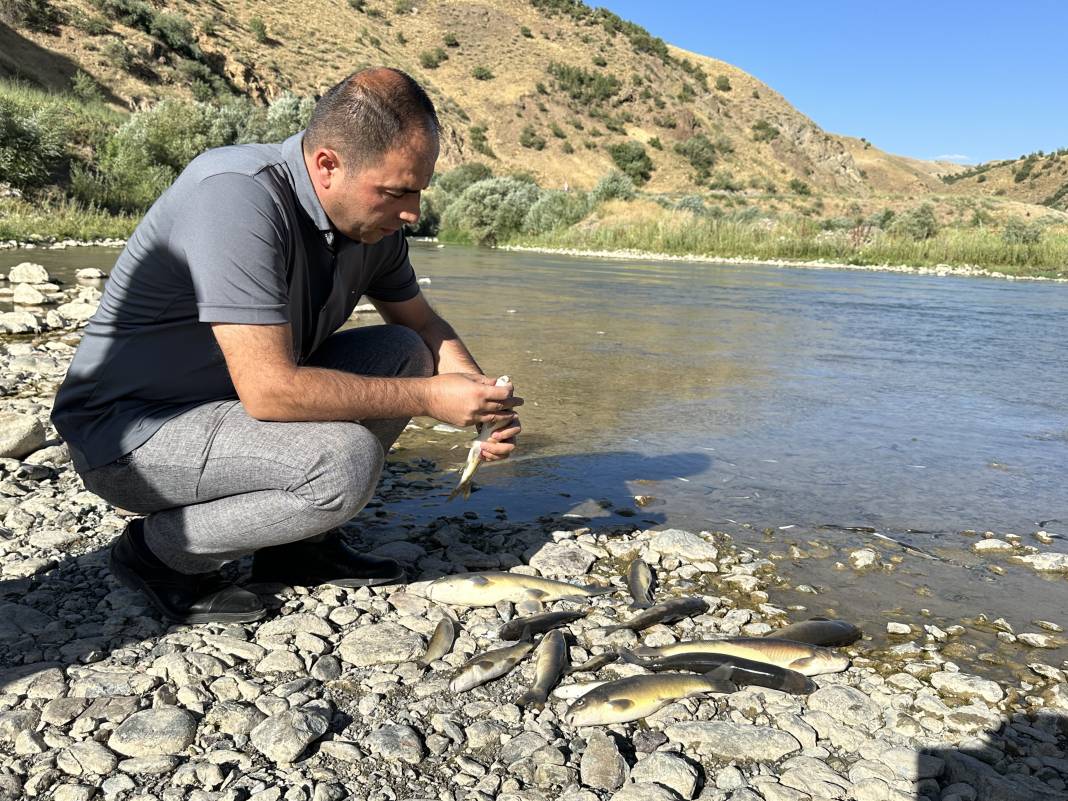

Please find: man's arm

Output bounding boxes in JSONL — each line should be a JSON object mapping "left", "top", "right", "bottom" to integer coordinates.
{"left": 372, "top": 292, "right": 481, "bottom": 375}
{"left": 210, "top": 322, "right": 519, "bottom": 428}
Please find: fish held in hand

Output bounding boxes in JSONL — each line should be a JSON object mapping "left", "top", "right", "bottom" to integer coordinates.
{"left": 499, "top": 609, "right": 589, "bottom": 641}
{"left": 449, "top": 638, "right": 535, "bottom": 693}
{"left": 618, "top": 649, "right": 816, "bottom": 694}
{"left": 448, "top": 375, "right": 512, "bottom": 501}
{"left": 601, "top": 597, "right": 709, "bottom": 633}
{"left": 626, "top": 557, "right": 656, "bottom": 609}
{"left": 416, "top": 617, "right": 457, "bottom": 668}
{"left": 565, "top": 672, "right": 736, "bottom": 727}
{"left": 517, "top": 629, "right": 568, "bottom": 707}
{"left": 767, "top": 617, "right": 862, "bottom": 647}
{"left": 631, "top": 637, "right": 849, "bottom": 676}
{"left": 425, "top": 571, "right": 613, "bottom": 607}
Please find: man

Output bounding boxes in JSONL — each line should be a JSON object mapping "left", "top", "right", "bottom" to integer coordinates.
{"left": 51, "top": 68, "right": 522, "bottom": 624}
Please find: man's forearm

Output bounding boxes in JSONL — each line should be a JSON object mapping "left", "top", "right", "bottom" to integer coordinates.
{"left": 248, "top": 366, "right": 431, "bottom": 422}
{"left": 417, "top": 314, "right": 482, "bottom": 375}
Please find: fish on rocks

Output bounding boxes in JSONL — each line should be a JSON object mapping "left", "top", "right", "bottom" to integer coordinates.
{"left": 626, "top": 557, "right": 656, "bottom": 609}
{"left": 766, "top": 617, "right": 862, "bottom": 647}
{"left": 499, "top": 609, "right": 589, "bottom": 641}
{"left": 448, "top": 375, "right": 513, "bottom": 501}
{"left": 601, "top": 597, "right": 709, "bottom": 633}
{"left": 564, "top": 651, "right": 620, "bottom": 675}
{"left": 631, "top": 637, "right": 849, "bottom": 676}
{"left": 449, "top": 637, "right": 535, "bottom": 693}
{"left": 552, "top": 680, "right": 609, "bottom": 700}
{"left": 416, "top": 617, "right": 457, "bottom": 667}
{"left": 517, "top": 629, "right": 568, "bottom": 706}
{"left": 618, "top": 649, "right": 816, "bottom": 694}
{"left": 565, "top": 673, "right": 736, "bottom": 726}
{"left": 424, "top": 571, "right": 613, "bottom": 607}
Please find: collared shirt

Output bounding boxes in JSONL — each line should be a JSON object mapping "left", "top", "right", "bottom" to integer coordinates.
{"left": 52, "top": 131, "right": 420, "bottom": 472}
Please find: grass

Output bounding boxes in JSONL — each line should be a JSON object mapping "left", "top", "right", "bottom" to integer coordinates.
{"left": 506, "top": 201, "right": 1068, "bottom": 279}
{"left": 0, "top": 197, "right": 138, "bottom": 242}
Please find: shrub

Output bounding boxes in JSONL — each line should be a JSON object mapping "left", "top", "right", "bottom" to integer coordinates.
{"left": 547, "top": 62, "right": 621, "bottom": 104}
{"left": 0, "top": 94, "right": 67, "bottom": 189}
{"left": 648, "top": 136, "right": 662, "bottom": 150}
{"left": 70, "top": 71, "right": 104, "bottom": 104}
{"left": 69, "top": 9, "right": 110, "bottom": 34}
{"left": 607, "top": 141, "right": 653, "bottom": 184}
{"left": 1002, "top": 218, "right": 1042, "bottom": 245}
{"left": 405, "top": 193, "right": 439, "bottom": 236}
{"left": 419, "top": 48, "right": 446, "bottom": 69}
{"left": 434, "top": 162, "right": 493, "bottom": 202}
{"left": 562, "top": 141, "right": 574, "bottom": 154}
{"left": 787, "top": 178, "right": 811, "bottom": 196}
{"left": 443, "top": 32, "right": 459, "bottom": 47}
{"left": 440, "top": 177, "right": 541, "bottom": 245}
{"left": 550, "top": 122, "right": 566, "bottom": 139}
{"left": 468, "top": 125, "right": 495, "bottom": 158}
{"left": 892, "top": 203, "right": 938, "bottom": 240}
{"left": 348, "top": 0, "right": 365, "bottom": 9}
{"left": 520, "top": 25, "right": 532, "bottom": 38}
{"left": 472, "top": 66, "right": 494, "bottom": 81}
{"left": 394, "top": 0, "right": 415, "bottom": 12}
{"left": 678, "top": 83, "right": 695, "bottom": 102}
{"left": 715, "top": 75, "right": 731, "bottom": 92}
{"left": 1014, "top": 157, "right": 1037, "bottom": 183}
{"left": 152, "top": 11, "right": 202, "bottom": 58}
{"left": 752, "top": 119, "right": 780, "bottom": 142}
{"left": 676, "top": 195, "right": 705, "bottom": 214}
{"left": 708, "top": 170, "right": 741, "bottom": 191}
{"left": 674, "top": 134, "right": 718, "bottom": 181}
{"left": 0, "top": 0, "right": 63, "bottom": 31}
{"left": 751, "top": 89, "right": 760, "bottom": 99}
{"left": 865, "top": 208, "right": 895, "bottom": 229}
{"left": 522, "top": 190, "right": 589, "bottom": 234}
{"left": 519, "top": 125, "right": 546, "bottom": 150}
{"left": 590, "top": 170, "right": 635, "bottom": 203}
{"left": 592, "top": 54, "right": 607, "bottom": 67}
{"left": 249, "top": 16, "right": 268, "bottom": 43}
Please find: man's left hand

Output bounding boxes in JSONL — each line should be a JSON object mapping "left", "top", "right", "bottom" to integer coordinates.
{"left": 480, "top": 415, "right": 521, "bottom": 462}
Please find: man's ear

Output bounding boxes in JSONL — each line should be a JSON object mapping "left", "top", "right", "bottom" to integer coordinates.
{"left": 312, "top": 148, "right": 340, "bottom": 189}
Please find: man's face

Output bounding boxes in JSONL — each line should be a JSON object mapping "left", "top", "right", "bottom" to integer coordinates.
{"left": 313, "top": 133, "right": 438, "bottom": 244}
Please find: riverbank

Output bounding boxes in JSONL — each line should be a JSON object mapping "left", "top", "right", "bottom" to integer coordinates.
{"left": 0, "top": 260, "right": 1066, "bottom": 801}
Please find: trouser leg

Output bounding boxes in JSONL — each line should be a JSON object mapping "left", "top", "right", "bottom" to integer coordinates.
{"left": 81, "top": 324, "right": 434, "bottom": 573}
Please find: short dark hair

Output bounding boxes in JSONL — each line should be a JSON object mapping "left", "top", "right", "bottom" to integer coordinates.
{"left": 303, "top": 67, "right": 439, "bottom": 169}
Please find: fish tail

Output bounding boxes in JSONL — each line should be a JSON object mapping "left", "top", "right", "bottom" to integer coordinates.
{"left": 582, "top": 584, "right": 615, "bottom": 597}
{"left": 516, "top": 689, "right": 547, "bottom": 708}
{"left": 628, "top": 598, "right": 653, "bottom": 609}
{"left": 702, "top": 665, "right": 734, "bottom": 682}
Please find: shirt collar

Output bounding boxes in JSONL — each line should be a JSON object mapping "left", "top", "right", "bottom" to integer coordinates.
{"left": 282, "top": 131, "right": 334, "bottom": 236}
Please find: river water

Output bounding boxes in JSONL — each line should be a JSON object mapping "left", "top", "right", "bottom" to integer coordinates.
{"left": 5, "top": 242, "right": 1068, "bottom": 671}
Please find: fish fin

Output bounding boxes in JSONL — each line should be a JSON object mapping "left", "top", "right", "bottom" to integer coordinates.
{"left": 618, "top": 649, "right": 641, "bottom": 665}
{"left": 516, "top": 690, "right": 546, "bottom": 708}
{"left": 518, "top": 625, "right": 533, "bottom": 644}
{"left": 469, "top": 575, "right": 490, "bottom": 586}
{"left": 528, "top": 589, "right": 549, "bottom": 600}
{"left": 582, "top": 584, "right": 615, "bottom": 597}
{"left": 702, "top": 665, "right": 734, "bottom": 682}
{"left": 629, "top": 599, "right": 654, "bottom": 610}
{"left": 704, "top": 680, "right": 737, "bottom": 694}
{"left": 608, "top": 698, "right": 634, "bottom": 711}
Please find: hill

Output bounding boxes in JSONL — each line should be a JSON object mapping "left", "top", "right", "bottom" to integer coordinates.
{"left": 939, "top": 149, "right": 1068, "bottom": 212}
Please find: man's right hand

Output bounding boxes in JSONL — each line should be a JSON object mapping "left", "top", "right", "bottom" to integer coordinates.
{"left": 425, "top": 373, "right": 523, "bottom": 428}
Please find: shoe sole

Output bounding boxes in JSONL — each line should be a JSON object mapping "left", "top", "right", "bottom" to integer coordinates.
{"left": 109, "top": 546, "right": 267, "bottom": 625}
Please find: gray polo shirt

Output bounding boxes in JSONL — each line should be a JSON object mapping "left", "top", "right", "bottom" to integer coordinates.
{"left": 52, "top": 131, "right": 420, "bottom": 473}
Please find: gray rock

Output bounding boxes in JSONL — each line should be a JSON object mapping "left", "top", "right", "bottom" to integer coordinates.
{"left": 0, "top": 311, "right": 40, "bottom": 334}
{"left": 930, "top": 671, "right": 1004, "bottom": 704}
{"left": 257, "top": 613, "right": 333, "bottom": 638}
{"left": 338, "top": 622, "right": 425, "bottom": 666}
{"left": 527, "top": 541, "right": 597, "bottom": 577}
{"left": 7, "top": 262, "right": 50, "bottom": 283}
{"left": 54, "top": 301, "right": 97, "bottom": 323}
{"left": 665, "top": 721, "right": 801, "bottom": 762}
{"left": 942, "top": 749, "right": 1064, "bottom": 801}
{"left": 0, "top": 413, "right": 46, "bottom": 459}
{"left": 12, "top": 284, "right": 45, "bottom": 305}
{"left": 202, "top": 701, "right": 266, "bottom": 736}
{"left": 610, "top": 782, "right": 682, "bottom": 801}
{"left": 117, "top": 756, "right": 182, "bottom": 775}
{"left": 580, "top": 732, "right": 628, "bottom": 790}
{"left": 1014, "top": 553, "right": 1068, "bottom": 573}
{"left": 366, "top": 723, "right": 425, "bottom": 764}
{"left": 849, "top": 548, "right": 880, "bottom": 569}
{"left": 319, "top": 740, "right": 365, "bottom": 763}
{"left": 778, "top": 756, "right": 851, "bottom": 799}
{"left": 630, "top": 752, "right": 699, "bottom": 799}
{"left": 51, "top": 785, "right": 96, "bottom": 801}
{"left": 108, "top": 707, "right": 197, "bottom": 757}
{"left": 0, "top": 709, "right": 39, "bottom": 743}
{"left": 500, "top": 732, "right": 550, "bottom": 764}
{"left": 57, "top": 740, "right": 119, "bottom": 776}
{"left": 250, "top": 706, "right": 329, "bottom": 764}
{"left": 806, "top": 685, "right": 881, "bottom": 729}
{"left": 648, "top": 529, "right": 718, "bottom": 562}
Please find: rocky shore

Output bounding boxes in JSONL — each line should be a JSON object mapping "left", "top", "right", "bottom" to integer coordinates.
{"left": 1, "top": 261, "right": 1067, "bottom": 801}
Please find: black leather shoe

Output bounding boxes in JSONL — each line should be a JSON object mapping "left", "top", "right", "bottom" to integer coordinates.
{"left": 251, "top": 531, "right": 406, "bottom": 588}
{"left": 109, "top": 519, "right": 267, "bottom": 624}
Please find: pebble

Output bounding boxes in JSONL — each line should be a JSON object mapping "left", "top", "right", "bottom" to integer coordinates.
{"left": 579, "top": 731, "right": 628, "bottom": 790}
{"left": 629, "top": 752, "right": 698, "bottom": 798}
{"left": 249, "top": 706, "right": 330, "bottom": 764}
{"left": 108, "top": 707, "right": 197, "bottom": 757}
{"left": 365, "top": 723, "right": 426, "bottom": 764}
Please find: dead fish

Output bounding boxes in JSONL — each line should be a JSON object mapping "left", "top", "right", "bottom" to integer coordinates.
{"left": 448, "top": 375, "right": 512, "bottom": 501}
{"left": 618, "top": 648, "right": 816, "bottom": 694}
{"left": 631, "top": 637, "right": 849, "bottom": 676}
{"left": 626, "top": 557, "right": 656, "bottom": 609}
{"left": 517, "top": 630, "right": 568, "bottom": 707}
{"left": 564, "top": 651, "right": 620, "bottom": 675}
{"left": 416, "top": 618, "right": 457, "bottom": 668}
{"left": 552, "top": 680, "right": 609, "bottom": 700}
{"left": 602, "top": 597, "right": 709, "bottom": 633}
{"left": 449, "top": 638, "right": 535, "bottom": 693}
{"left": 565, "top": 672, "right": 736, "bottom": 726}
{"left": 499, "top": 609, "right": 588, "bottom": 641}
{"left": 425, "top": 571, "right": 613, "bottom": 607}
{"left": 767, "top": 618, "right": 862, "bottom": 647}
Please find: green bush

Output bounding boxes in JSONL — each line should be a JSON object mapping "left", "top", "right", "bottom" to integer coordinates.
{"left": 562, "top": 141, "right": 574, "bottom": 154}
{"left": 606, "top": 141, "right": 653, "bottom": 184}
{"left": 675, "top": 195, "right": 705, "bottom": 214}
{"left": 892, "top": 203, "right": 938, "bottom": 240}
{"left": 70, "top": 71, "right": 104, "bottom": 104}
{"left": 752, "top": 119, "right": 780, "bottom": 142}
{"left": 468, "top": 125, "right": 495, "bottom": 158}
{"left": 521, "top": 25, "right": 533, "bottom": 38}
{"left": 519, "top": 125, "right": 546, "bottom": 150}
{"left": 708, "top": 170, "right": 741, "bottom": 191}
{"left": 674, "top": 134, "right": 718, "bottom": 181}
{"left": 787, "top": 178, "right": 811, "bottom": 196}
{"left": 648, "top": 136, "right": 662, "bottom": 150}
{"left": 715, "top": 75, "right": 731, "bottom": 92}
{"left": 1014, "top": 156, "right": 1037, "bottom": 183}
{"left": 434, "top": 162, "right": 493, "bottom": 201}
{"left": 522, "top": 190, "right": 589, "bottom": 234}
{"left": 1002, "top": 218, "right": 1042, "bottom": 245}
{"left": 0, "top": 95, "right": 67, "bottom": 189}
{"left": 419, "top": 48, "right": 447, "bottom": 69}
{"left": 249, "top": 16, "right": 268, "bottom": 43}
{"left": 546, "top": 62, "right": 621, "bottom": 104}
{"left": 590, "top": 170, "right": 635, "bottom": 203}
{"left": 69, "top": 9, "right": 111, "bottom": 34}
{"left": 394, "top": 0, "right": 415, "bottom": 11}
{"left": 0, "top": 0, "right": 63, "bottom": 31}
{"left": 550, "top": 122, "right": 566, "bottom": 139}
{"left": 472, "top": 66, "right": 494, "bottom": 81}
{"left": 592, "top": 54, "right": 607, "bottom": 67}
{"left": 865, "top": 208, "right": 895, "bottom": 229}
{"left": 405, "top": 194, "right": 439, "bottom": 237}
{"left": 440, "top": 177, "right": 541, "bottom": 245}
{"left": 443, "top": 32, "right": 459, "bottom": 47}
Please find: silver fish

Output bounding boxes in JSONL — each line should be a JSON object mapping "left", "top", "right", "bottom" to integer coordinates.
{"left": 552, "top": 680, "right": 609, "bottom": 700}
{"left": 618, "top": 648, "right": 816, "bottom": 694}
{"left": 564, "top": 651, "right": 620, "bottom": 675}
{"left": 425, "top": 571, "right": 613, "bottom": 607}
{"left": 602, "top": 597, "right": 709, "bottom": 633}
{"left": 416, "top": 617, "right": 457, "bottom": 668}
{"left": 631, "top": 637, "right": 849, "bottom": 676}
{"left": 565, "top": 672, "right": 736, "bottom": 726}
{"left": 517, "top": 629, "right": 568, "bottom": 707}
{"left": 449, "top": 638, "right": 534, "bottom": 693}
{"left": 448, "top": 375, "right": 511, "bottom": 501}
{"left": 499, "top": 609, "right": 588, "bottom": 641}
{"left": 626, "top": 557, "right": 655, "bottom": 609}
{"left": 767, "top": 617, "right": 862, "bottom": 647}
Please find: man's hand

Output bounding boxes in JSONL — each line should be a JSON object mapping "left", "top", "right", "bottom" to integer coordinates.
{"left": 425, "top": 373, "right": 523, "bottom": 428}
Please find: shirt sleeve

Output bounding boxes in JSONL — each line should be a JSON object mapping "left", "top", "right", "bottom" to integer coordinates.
{"left": 172, "top": 173, "right": 291, "bottom": 324}
{"left": 364, "top": 233, "right": 420, "bottom": 302}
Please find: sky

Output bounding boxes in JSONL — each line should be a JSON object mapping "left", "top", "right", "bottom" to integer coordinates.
{"left": 596, "top": 0, "right": 1067, "bottom": 165}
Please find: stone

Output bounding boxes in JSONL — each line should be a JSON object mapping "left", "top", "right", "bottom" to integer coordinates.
{"left": 338, "top": 622, "right": 425, "bottom": 666}
{"left": 0, "top": 709, "right": 39, "bottom": 743}
{"left": 0, "top": 413, "right": 46, "bottom": 459}
{"left": 930, "top": 671, "right": 1004, "bottom": 704}
{"left": 630, "top": 752, "right": 699, "bottom": 798}
{"left": 365, "top": 723, "right": 425, "bottom": 764}
{"left": 665, "top": 721, "right": 801, "bottom": 762}
{"left": 256, "top": 650, "right": 306, "bottom": 674}
{"left": 1014, "top": 553, "right": 1068, "bottom": 573}
{"left": 806, "top": 685, "right": 881, "bottom": 729}
{"left": 942, "top": 749, "right": 1064, "bottom": 801}
{"left": 527, "top": 541, "right": 597, "bottom": 577}
{"left": 117, "top": 756, "right": 182, "bottom": 775}
{"left": 500, "top": 732, "right": 550, "bottom": 764}
{"left": 0, "top": 311, "right": 39, "bottom": 334}
{"left": 57, "top": 740, "right": 119, "bottom": 776}
{"left": 580, "top": 731, "right": 628, "bottom": 790}
{"left": 7, "top": 262, "right": 50, "bottom": 283}
{"left": 51, "top": 785, "right": 96, "bottom": 801}
{"left": 971, "top": 538, "right": 1013, "bottom": 554}
{"left": 648, "top": 529, "right": 718, "bottom": 562}
{"left": 257, "top": 613, "right": 333, "bottom": 638}
{"left": 849, "top": 548, "right": 879, "bottom": 569}
{"left": 1018, "top": 632, "right": 1058, "bottom": 648}
{"left": 610, "top": 782, "right": 682, "bottom": 801}
{"left": 108, "top": 707, "right": 197, "bottom": 757}
{"left": 54, "top": 302, "right": 97, "bottom": 323}
{"left": 12, "top": 284, "right": 45, "bottom": 305}
{"left": 76, "top": 268, "right": 107, "bottom": 280}
{"left": 250, "top": 706, "right": 330, "bottom": 764}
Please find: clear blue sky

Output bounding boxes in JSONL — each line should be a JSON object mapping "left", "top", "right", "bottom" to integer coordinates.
{"left": 596, "top": 0, "right": 1067, "bottom": 165}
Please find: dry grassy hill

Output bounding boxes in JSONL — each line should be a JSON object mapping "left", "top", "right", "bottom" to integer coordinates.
{"left": 940, "top": 150, "right": 1068, "bottom": 211}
